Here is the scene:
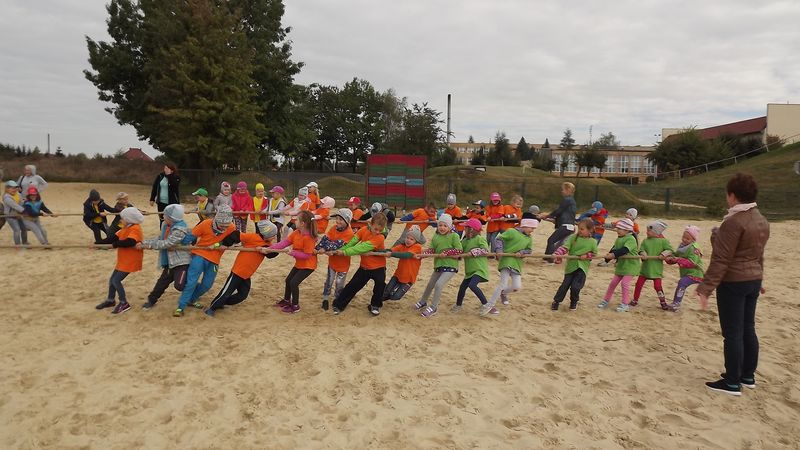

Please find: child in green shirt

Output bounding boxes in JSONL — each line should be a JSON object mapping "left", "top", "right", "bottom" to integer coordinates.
{"left": 414, "top": 214, "right": 463, "bottom": 317}
{"left": 550, "top": 218, "right": 598, "bottom": 311}
{"left": 632, "top": 220, "right": 674, "bottom": 309}
{"left": 454, "top": 218, "right": 495, "bottom": 316}
{"left": 598, "top": 218, "right": 640, "bottom": 312}
{"left": 664, "top": 225, "right": 705, "bottom": 312}
{"left": 486, "top": 218, "right": 538, "bottom": 310}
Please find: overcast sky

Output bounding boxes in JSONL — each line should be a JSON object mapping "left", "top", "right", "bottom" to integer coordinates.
{"left": 1, "top": 0, "right": 798, "bottom": 157}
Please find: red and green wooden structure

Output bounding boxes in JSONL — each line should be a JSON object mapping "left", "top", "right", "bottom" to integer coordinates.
{"left": 366, "top": 154, "right": 426, "bottom": 210}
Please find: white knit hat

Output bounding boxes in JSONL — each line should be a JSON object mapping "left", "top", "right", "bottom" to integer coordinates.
{"left": 120, "top": 207, "right": 144, "bottom": 225}
{"left": 163, "top": 204, "right": 184, "bottom": 222}
{"left": 626, "top": 208, "right": 639, "bottom": 220}
{"left": 438, "top": 213, "right": 453, "bottom": 228}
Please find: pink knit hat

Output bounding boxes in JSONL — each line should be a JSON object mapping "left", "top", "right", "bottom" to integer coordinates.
{"left": 615, "top": 218, "right": 635, "bottom": 232}
{"left": 236, "top": 181, "right": 247, "bottom": 190}
{"left": 490, "top": 192, "right": 501, "bottom": 201}
{"left": 685, "top": 225, "right": 700, "bottom": 241}
{"left": 464, "top": 218, "right": 482, "bottom": 232}
{"left": 520, "top": 218, "right": 539, "bottom": 229}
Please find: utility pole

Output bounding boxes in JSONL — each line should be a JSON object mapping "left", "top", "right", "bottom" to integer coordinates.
{"left": 446, "top": 94, "right": 452, "bottom": 147}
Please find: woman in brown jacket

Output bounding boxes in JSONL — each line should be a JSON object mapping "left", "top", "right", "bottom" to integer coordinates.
{"left": 698, "top": 173, "right": 770, "bottom": 396}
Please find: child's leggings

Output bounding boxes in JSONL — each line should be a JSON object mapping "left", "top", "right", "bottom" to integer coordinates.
{"left": 456, "top": 275, "right": 488, "bottom": 306}
{"left": 633, "top": 276, "right": 664, "bottom": 301}
{"left": 322, "top": 267, "right": 348, "bottom": 300}
{"left": 383, "top": 276, "right": 412, "bottom": 301}
{"left": 7, "top": 218, "right": 28, "bottom": 245}
{"left": 673, "top": 276, "right": 701, "bottom": 305}
{"left": 284, "top": 267, "right": 314, "bottom": 306}
{"left": 178, "top": 257, "right": 218, "bottom": 310}
{"left": 603, "top": 275, "right": 634, "bottom": 305}
{"left": 22, "top": 218, "right": 48, "bottom": 244}
{"left": 208, "top": 272, "right": 251, "bottom": 311}
{"left": 233, "top": 216, "right": 248, "bottom": 233}
{"left": 107, "top": 270, "right": 130, "bottom": 303}
{"left": 553, "top": 269, "right": 587, "bottom": 304}
{"left": 487, "top": 231, "right": 501, "bottom": 252}
{"left": 419, "top": 270, "right": 457, "bottom": 309}
{"left": 489, "top": 268, "right": 522, "bottom": 305}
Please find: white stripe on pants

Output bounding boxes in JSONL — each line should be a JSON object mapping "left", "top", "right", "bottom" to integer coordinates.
{"left": 488, "top": 268, "right": 522, "bottom": 306}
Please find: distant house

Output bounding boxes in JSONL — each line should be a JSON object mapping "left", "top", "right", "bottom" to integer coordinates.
{"left": 122, "top": 147, "right": 153, "bottom": 162}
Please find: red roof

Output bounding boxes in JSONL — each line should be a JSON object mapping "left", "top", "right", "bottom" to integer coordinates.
{"left": 697, "top": 116, "right": 766, "bottom": 140}
{"left": 122, "top": 147, "right": 153, "bottom": 162}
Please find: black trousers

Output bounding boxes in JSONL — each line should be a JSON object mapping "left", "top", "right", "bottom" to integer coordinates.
{"left": 544, "top": 226, "right": 574, "bottom": 259}
{"left": 147, "top": 265, "right": 188, "bottom": 303}
{"left": 553, "top": 269, "right": 587, "bottom": 304}
{"left": 156, "top": 202, "right": 168, "bottom": 227}
{"left": 456, "top": 275, "right": 488, "bottom": 306}
{"left": 208, "top": 272, "right": 252, "bottom": 311}
{"left": 284, "top": 267, "right": 314, "bottom": 306}
{"left": 89, "top": 222, "right": 109, "bottom": 243}
{"left": 333, "top": 267, "right": 386, "bottom": 311}
{"left": 716, "top": 280, "right": 761, "bottom": 384}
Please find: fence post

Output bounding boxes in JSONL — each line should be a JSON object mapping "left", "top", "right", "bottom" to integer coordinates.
{"left": 594, "top": 185, "right": 599, "bottom": 201}
{"left": 447, "top": 179, "right": 453, "bottom": 196}
{"left": 521, "top": 181, "right": 526, "bottom": 198}
{"left": 665, "top": 188, "right": 671, "bottom": 213}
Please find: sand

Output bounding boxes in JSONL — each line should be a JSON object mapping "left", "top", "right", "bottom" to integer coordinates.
{"left": 0, "top": 182, "right": 798, "bottom": 449}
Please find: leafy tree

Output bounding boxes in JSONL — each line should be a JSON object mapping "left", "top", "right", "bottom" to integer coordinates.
{"left": 487, "top": 131, "right": 516, "bottom": 166}
{"left": 593, "top": 131, "right": 621, "bottom": 150}
{"left": 532, "top": 153, "right": 556, "bottom": 172}
{"left": 559, "top": 129, "right": 575, "bottom": 150}
{"left": 470, "top": 145, "right": 486, "bottom": 165}
{"left": 383, "top": 102, "right": 448, "bottom": 167}
{"left": 55, "top": 146, "right": 65, "bottom": 157}
{"left": 467, "top": 135, "right": 475, "bottom": 144}
{"left": 647, "top": 128, "right": 708, "bottom": 176}
{"left": 559, "top": 152, "right": 571, "bottom": 176}
{"left": 516, "top": 137, "right": 532, "bottom": 161}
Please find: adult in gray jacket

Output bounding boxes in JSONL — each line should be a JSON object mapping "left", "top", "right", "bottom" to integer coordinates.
{"left": 538, "top": 182, "right": 577, "bottom": 262}
{"left": 698, "top": 173, "right": 770, "bottom": 396}
{"left": 139, "top": 204, "right": 191, "bottom": 309}
{"left": 17, "top": 165, "right": 48, "bottom": 193}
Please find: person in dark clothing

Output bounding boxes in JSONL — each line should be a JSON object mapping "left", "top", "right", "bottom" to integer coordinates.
{"left": 538, "top": 182, "right": 577, "bottom": 262}
{"left": 360, "top": 202, "right": 396, "bottom": 236}
{"left": 149, "top": 163, "right": 181, "bottom": 226}
{"left": 82, "top": 189, "right": 116, "bottom": 243}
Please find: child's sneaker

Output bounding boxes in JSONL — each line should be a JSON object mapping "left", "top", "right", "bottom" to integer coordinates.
{"left": 668, "top": 301, "right": 681, "bottom": 312}
{"left": 629, "top": 299, "right": 639, "bottom": 307}
{"left": 479, "top": 304, "right": 493, "bottom": 316}
{"left": 321, "top": 300, "right": 329, "bottom": 311}
{"left": 173, "top": 308, "right": 184, "bottom": 317}
{"left": 500, "top": 293, "right": 509, "bottom": 305}
{"left": 597, "top": 261, "right": 610, "bottom": 267}
{"left": 569, "top": 300, "right": 579, "bottom": 311}
{"left": 616, "top": 303, "right": 630, "bottom": 312}
{"left": 188, "top": 301, "right": 204, "bottom": 309}
{"left": 450, "top": 304, "right": 463, "bottom": 313}
{"left": 95, "top": 299, "right": 115, "bottom": 310}
{"left": 111, "top": 301, "right": 131, "bottom": 314}
{"left": 413, "top": 300, "right": 427, "bottom": 310}
{"left": 420, "top": 306, "right": 437, "bottom": 317}
{"left": 204, "top": 308, "right": 215, "bottom": 317}
{"left": 368, "top": 305, "right": 380, "bottom": 316}
{"left": 142, "top": 301, "right": 156, "bottom": 310}
{"left": 488, "top": 306, "right": 500, "bottom": 315}
{"left": 597, "top": 300, "right": 609, "bottom": 309}
{"left": 550, "top": 301, "right": 559, "bottom": 311}
{"left": 332, "top": 307, "right": 342, "bottom": 315}
{"left": 274, "top": 299, "right": 290, "bottom": 308}
{"left": 660, "top": 301, "right": 669, "bottom": 310}
{"left": 281, "top": 304, "right": 300, "bottom": 314}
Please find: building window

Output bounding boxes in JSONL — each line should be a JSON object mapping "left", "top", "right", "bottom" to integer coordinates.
{"left": 606, "top": 155, "right": 616, "bottom": 173}
{"left": 620, "top": 156, "right": 629, "bottom": 173}
{"left": 630, "top": 156, "right": 641, "bottom": 174}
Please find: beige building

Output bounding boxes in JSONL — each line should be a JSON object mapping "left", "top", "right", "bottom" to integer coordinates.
{"left": 766, "top": 103, "right": 800, "bottom": 146}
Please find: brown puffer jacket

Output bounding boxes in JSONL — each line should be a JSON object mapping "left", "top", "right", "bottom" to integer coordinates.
{"left": 698, "top": 207, "right": 770, "bottom": 296}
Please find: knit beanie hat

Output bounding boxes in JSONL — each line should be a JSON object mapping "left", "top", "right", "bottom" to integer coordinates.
{"left": 163, "top": 204, "right": 184, "bottom": 222}
{"left": 214, "top": 204, "right": 233, "bottom": 226}
{"left": 407, "top": 225, "right": 424, "bottom": 244}
{"left": 255, "top": 183, "right": 265, "bottom": 191}
{"left": 464, "top": 218, "right": 482, "bottom": 232}
{"left": 370, "top": 202, "right": 382, "bottom": 215}
{"left": 626, "top": 208, "right": 639, "bottom": 220}
{"left": 298, "top": 187, "right": 309, "bottom": 197}
{"left": 236, "top": 181, "right": 247, "bottom": 190}
{"left": 520, "top": 218, "right": 539, "bottom": 229}
{"left": 647, "top": 219, "right": 668, "bottom": 236}
{"left": 89, "top": 189, "right": 101, "bottom": 201}
{"left": 331, "top": 208, "right": 353, "bottom": 224}
{"left": 446, "top": 193, "right": 457, "bottom": 205}
{"left": 220, "top": 181, "right": 231, "bottom": 193}
{"left": 490, "top": 192, "right": 501, "bottom": 202}
{"left": 591, "top": 201, "right": 603, "bottom": 212}
{"left": 438, "top": 213, "right": 453, "bottom": 228}
{"left": 120, "top": 207, "right": 144, "bottom": 225}
{"left": 320, "top": 196, "right": 335, "bottom": 209}
{"left": 615, "top": 218, "right": 635, "bottom": 231}
{"left": 528, "top": 205, "right": 540, "bottom": 215}
{"left": 256, "top": 220, "right": 278, "bottom": 239}
{"left": 685, "top": 225, "right": 700, "bottom": 241}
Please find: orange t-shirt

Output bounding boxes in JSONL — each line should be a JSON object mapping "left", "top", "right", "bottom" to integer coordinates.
{"left": 231, "top": 233, "right": 271, "bottom": 279}
{"left": 633, "top": 222, "right": 640, "bottom": 235}
{"left": 308, "top": 193, "right": 321, "bottom": 209}
{"left": 326, "top": 226, "right": 354, "bottom": 273}
{"left": 192, "top": 219, "right": 236, "bottom": 264}
{"left": 444, "top": 206, "right": 463, "bottom": 232}
{"left": 350, "top": 208, "right": 365, "bottom": 231}
{"left": 354, "top": 227, "right": 386, "bottom": 270}
{"left": 314, "top": 207, "right": 330, "bottom": 234}
{"left": 406, "top": 208, "right": 435, "bottom": 232}
{"left": 467, "top": 210, "right": 487, "bottom": 223}
{"left": 486, "top": 203, "right": 505, "bottom": 233}
{"left": 287, "top": 198, "right": 313, "bottom": 224}
{"left": 391, "top": 243, "right": 422, "bottom": 284}
{"left": 501, "top": 205, "right": 522, "bottom": 231}
{"left": 115, "top": 224, "right": 144, "bottom": 273}
{"left": 287, "top": 229, "right": 317, "bottom": 270}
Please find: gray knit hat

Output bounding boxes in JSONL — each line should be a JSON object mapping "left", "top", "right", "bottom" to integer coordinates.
{"left": 214, "top": 204, "right": 233, "bottom": 226}
{"left": 647, "top": 219, "right": 668, "bottom": 236}
{"left": 438, "top": 213, "right": 453, "bottom": 228}
{"left": 120, "top": 207, "right": 145, "bottom": 225}
{"left": 407, "top": 225, "right": 424, "bottom": 244}
{"left": 163, "top": 204, "right": 184, "bottom": 222}
{"left": 370, "top": 202, "right": 382, "bottom": 215}
{"left": 446, "top": 193, "right": 457, "bottom": 205}
{"left": 256, "top": 220, "right": 278, "bottom": 239}
{"left": 528, "top": 204, "right": 540, "bottom": 215}
{"left": 331, "top": 208, "right": 353, "bottom": 224}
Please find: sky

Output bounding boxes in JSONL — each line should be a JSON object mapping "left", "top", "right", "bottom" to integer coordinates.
{"left": 1, "top": 0, "right": 799, "bottom": 157}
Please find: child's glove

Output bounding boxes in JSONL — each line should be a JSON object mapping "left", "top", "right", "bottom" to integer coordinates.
{"left": 469, "top": 248, "right": 490, "bottom": 257}
{"left": 552, "top": 246, "right": 568, "bottom": 264}
{"left": 422, "top": 248, "right": 435, "bottom": 255}
{"left": 441, "top": 248, "right": 462, "bottom": 257}
{"left": 516, "top": 249, "right": 532, "bottom": 256}
{"left": 674, "top": 257, "right": 696, "bottom": 269}
{"left": 581, "top": 252, "right": 594, "bottom": 260}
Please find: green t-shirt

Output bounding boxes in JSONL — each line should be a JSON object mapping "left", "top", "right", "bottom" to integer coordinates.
{"left": 675, "top": 242, "right": 705, "bottom": 278}
{"left": 461, "top": 234, "right": 489, "bottom": 281}
{"left": 497, "top": 228, "right": 533, "bottom": 273}
{"left": 562, "top": 234, "right": 599, "bottom": 275}
{"left": 638, "top": 237, "right": 673, "bottom": 278}
{"left": 613, "top": 234, "right": 640, "bottom": 276}
{"left": 430, "top": 231, "right": 462, "bottom": 270}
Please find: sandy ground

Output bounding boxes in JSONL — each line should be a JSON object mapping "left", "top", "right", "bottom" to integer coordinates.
{"left": 1, "top": 182, "right": 798, "bottom": 449}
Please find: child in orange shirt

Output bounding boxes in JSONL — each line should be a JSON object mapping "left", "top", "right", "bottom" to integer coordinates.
{"left": 316, "top": 208, "right": 355, "bottom": 310}
{"left": 204, "top": 220, "right": 279, "bottom": 316}
{"left": 486, "top": 192, "right": 505, "bottom": 251}
{"left": 306, "top": 181, "right": 321, "bottom": 208}
{"left": 501, "top": 195, "right": 524, "bottom": 231}
{"left": 330, "top": 213, "right": 389, "bottom": 316}
{"left": 268, "top": 210, "right": 318, "bottom": 314}
{"left": 313, "top": 196, "right": 335, "bottom": 234}
{"left": 94, "top": 207, "right": 145, "bottom": 314}
{"left": 466, "top": 200, "right": 488, "bottom": 223}
{"left": 394, "top": 202, "right": 437, "bottom": 246}
{"left": 347, "top": 196, "right": 365, "bottom": 232}
{"left": 443, "top": 193, "right": 465, "bottom": 237}
{"left": 382, "top": 225, "right": 424, "bottom": 302}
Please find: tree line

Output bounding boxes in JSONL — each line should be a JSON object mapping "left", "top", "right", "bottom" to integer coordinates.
{"left": 83, "top": 0, "right": 455, "bottom": 172}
